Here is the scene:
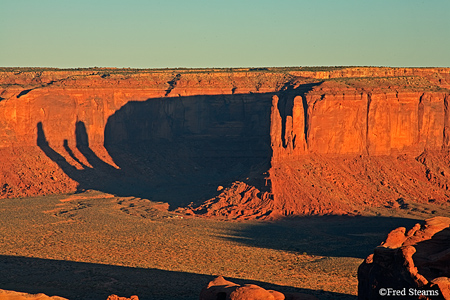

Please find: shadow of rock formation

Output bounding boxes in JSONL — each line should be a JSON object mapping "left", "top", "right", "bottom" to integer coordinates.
{"left": 218, "top": 215, "right": 422, "bottom": 259}
{"left": 37, "top": 91, "right": 277, "bottom": 208}
{"left": 0, "top": 255, "right": 355, "bottom": 300}
{"left": 36, "top": 84, "right": 318, "bottom": 211}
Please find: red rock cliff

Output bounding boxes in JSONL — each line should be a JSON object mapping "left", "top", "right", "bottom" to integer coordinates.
{"left": 271, "top": 81, "right": 450, "bottom": 158}
{"left": 1, "top": 67, "right": 450, "bottom": 218}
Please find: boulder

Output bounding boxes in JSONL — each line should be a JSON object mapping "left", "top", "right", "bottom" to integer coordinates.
{"left": 106, "top": 295, "right": 139, "bottom": 300}
{"left": 200, "top": 276, "right": 317, "bottom": 300}
{"left": 199, "top": 276, "right": 239, "bottom": 300}
{"left": 358, "top": 216, "right": 450, "bottom": 299}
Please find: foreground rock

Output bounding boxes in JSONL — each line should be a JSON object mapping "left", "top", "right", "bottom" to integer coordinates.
{"left": 0, "top": 290, "right": 139, "bottom": 300}
{"left": 0, "top": 289, "right": 68, "bottom": 300}
{"left": 199, "top": 276, "right": 318, "bottom": 300}
{"left": 358, "top": 216, "right": 450, "bottom": 300}
{"left": 106, "top": 295, "right": 139, "bottom": 300}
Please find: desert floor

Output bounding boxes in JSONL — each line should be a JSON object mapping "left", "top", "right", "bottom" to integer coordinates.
{"left": 0, "top": 190, "right": 449, "bottom": 300}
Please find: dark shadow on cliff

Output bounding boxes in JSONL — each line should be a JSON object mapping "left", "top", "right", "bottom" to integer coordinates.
{"left": 37, "top": 122, "right": 139, "bottom": 198}
{"left": 103, "top": 93, "right": 275, "bottom": 207}
{"left": 36, "top": 83, "right": 321, "bottom": 209}
{"left": 277, "top": 81, "right": 323, "bottom": 147}
{"left": 36, "top": 92, "right": 275, "bottom": 207}
{"left": 219, "top": 215, "right": 423, "bottom": 258}
{"left": 0, "top": 255, "right": 355, "bottom": 300}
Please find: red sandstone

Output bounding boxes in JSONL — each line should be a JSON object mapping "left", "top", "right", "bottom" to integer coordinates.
{"left": 1, "top": 67, "right": 450, "bottom": 218}
{"left": 200, "top": 276, "right": 318, "bottom": 300}
{"left": 358, "top": 217, "right": 450, "bottom": 300}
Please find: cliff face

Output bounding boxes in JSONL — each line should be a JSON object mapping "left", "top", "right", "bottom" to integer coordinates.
{"left": 267, "top": 75, "right": 450, "bottom": 216}
{"left": 271, "top": 86, "right": 449, "bottom": 158}
{"left": 0, "top": 70, "right": 289, "bottom": 148}
{"left": 0, "top": 69, "right": 283, "bottom": 203}
{"left": 1, "top": 67, "right": 450, "bottom": 218}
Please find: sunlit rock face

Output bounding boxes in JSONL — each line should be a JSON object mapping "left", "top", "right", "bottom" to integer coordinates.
{"left": 271, "top": 82, "right": 450, "bottom": 158}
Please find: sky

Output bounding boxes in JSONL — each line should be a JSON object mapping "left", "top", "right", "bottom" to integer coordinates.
{"left": 1, "top": 0, "right": 449, "bottom": 68}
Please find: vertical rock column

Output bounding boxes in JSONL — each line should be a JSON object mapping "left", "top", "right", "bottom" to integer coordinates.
{"left": 292, "top": 95, "right": 308, "bottom": 155}
{"left": 270, "top": 95, "right": 307, "bottom": 162}
{"left": 270, "top": 95, "right": 283, "bottom": 161}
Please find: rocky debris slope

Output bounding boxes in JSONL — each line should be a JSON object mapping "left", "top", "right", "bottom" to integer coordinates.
{"left": 180, "top": 181, "right": 274, "bottom": 220}
{"left": 200, "top": 276, "right": 318, "bottom": 300}
{"left": 358, "top": 216, "right": 450, "bottom": 300}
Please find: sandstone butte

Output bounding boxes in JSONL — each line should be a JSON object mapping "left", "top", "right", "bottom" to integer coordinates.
{"left": 1, "top": 66, "right": 450, "bottom": 219}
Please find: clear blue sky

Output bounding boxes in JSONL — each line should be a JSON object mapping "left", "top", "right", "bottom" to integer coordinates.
{"left": 1, "top": 0, "right": 449, "bottom": 68}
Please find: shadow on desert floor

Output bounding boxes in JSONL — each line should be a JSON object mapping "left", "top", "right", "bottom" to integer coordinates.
{"left": 219, "top": 215, "right": 423, "bottom": 258}
{"left": 0, "top": 255, "right": 355, "bottom": 300}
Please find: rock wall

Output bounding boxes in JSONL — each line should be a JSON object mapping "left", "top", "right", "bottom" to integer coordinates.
{"left": 1, "top": 67, "right": 450, "bottom": 217}
{"left": 267, "top": 75, "right": 450, "bottom": 216}
{"left": 0, "top": 70, "right": 288, "bottom": 149}
{"left": 0, "top": 69, "right": 282, "bottom": 200}
{"left": 271, "top": 83, "right": 450, "bottom": 158}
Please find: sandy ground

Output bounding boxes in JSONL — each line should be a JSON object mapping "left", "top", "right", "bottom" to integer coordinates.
{"left": 0, "top": 190, "right": 449, "bottom": 300}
